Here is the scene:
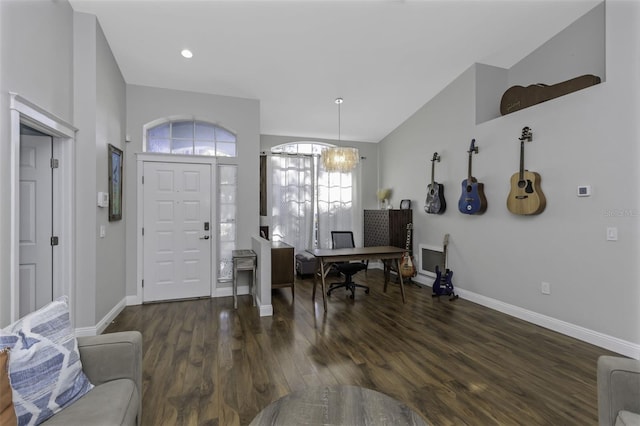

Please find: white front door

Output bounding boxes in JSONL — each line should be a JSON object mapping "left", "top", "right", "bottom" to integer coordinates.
{"left": 19, "top": 134, "right": 53, "bottom": 316}
{"left": 143, "top": 161, "right": 212, "bottom": 302}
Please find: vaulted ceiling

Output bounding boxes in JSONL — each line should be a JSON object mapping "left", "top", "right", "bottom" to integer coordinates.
{"left": 68, "top": 0, "right": 600, "bottom": 142}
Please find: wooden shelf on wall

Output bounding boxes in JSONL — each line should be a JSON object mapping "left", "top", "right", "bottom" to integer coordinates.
{"left": 475, "top": 2, "right": 605, "bottom": 124}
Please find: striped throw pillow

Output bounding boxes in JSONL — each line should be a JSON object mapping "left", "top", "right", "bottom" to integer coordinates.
{"left": 0, "top": 296, "right": 93, "bottom": 426}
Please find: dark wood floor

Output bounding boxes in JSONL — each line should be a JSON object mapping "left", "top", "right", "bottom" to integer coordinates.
{"left": 106, "top": 269, "right": 614, "bottom": 426}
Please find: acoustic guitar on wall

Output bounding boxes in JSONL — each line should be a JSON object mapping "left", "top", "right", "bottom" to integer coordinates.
{"left": 506, "top": 126, "right": 546, "bottom": 215}
{"left": 458, "top": 139, "right": 487, "bottom": 215}
{"left": 424, "top": 152, "right": 446, "bottom": 214}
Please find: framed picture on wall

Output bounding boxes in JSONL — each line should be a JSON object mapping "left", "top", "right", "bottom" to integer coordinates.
{"left": 108, "top": 144, "right": 123, "bottom": 221}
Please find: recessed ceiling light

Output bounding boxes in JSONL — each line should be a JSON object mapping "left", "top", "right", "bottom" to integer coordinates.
{"left": 181, "top": 49, "right": 193, "bottom": 59}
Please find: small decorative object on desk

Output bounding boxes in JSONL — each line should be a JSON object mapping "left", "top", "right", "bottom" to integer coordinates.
{"left": 377, "top": 188, "right": 391, "bottom": 210}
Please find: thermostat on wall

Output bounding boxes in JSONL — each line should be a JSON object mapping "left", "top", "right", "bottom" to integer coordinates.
{"left": 97, "top": 192, "right": 109, "bottom": 207}
{"left": 577, "top": 185, "right": 591, "bottom": 197}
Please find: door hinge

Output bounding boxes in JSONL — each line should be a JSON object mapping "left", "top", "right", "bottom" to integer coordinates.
{"left": 142, "top": 227, "right": 144, "bottom": 236}
{"left": 50, "top": 158, "right": 59, "bottom": 169}
{"left": 142, "top": 279, "right": 144, "bottom": 288}
{"left": 50, "top": 236, "right": 59, "bottom": 246}
{"left": 142, "top": 176, "right": 144, "bottom": 184}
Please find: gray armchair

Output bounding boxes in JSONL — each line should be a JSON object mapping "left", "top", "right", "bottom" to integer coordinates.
{"left": 597, "top": 355, "right": 640, "bottom": 426}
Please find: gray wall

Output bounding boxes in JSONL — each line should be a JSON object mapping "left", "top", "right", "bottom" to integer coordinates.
{"left": 378, "top": 1, "right": 639, "bottom": 348}
{"left": 0, "top": 0, "right": 75, "bottom": 326}
{"left": 73, "top": 12, "right": 127, "bottom": 328}
{"left": 0, "top": 3, "right": 126, "bottom": 328}
{"left": 125, "top": 85, "right": 260, "bottom": 294}
{"left": 95, "top": 18, "right": 127, "bottom": 323}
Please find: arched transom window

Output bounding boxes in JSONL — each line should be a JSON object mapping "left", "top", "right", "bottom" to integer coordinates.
{"left": 145, "top": 120, "right": 237, "bottom": 157}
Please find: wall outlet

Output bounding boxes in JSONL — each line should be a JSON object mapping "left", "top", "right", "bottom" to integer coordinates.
{"left": 541, "top": 282, "right": 551, "bottom": 295}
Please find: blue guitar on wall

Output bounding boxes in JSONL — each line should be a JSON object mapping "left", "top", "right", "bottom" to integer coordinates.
{"left": 458, "top": 139, "right": 487, "bottom": 215}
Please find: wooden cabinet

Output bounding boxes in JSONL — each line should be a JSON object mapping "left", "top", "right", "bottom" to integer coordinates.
{"left": 271, "top": 241, "right": 294, "bottom": 298}
{"left": 364, "top": 209, "right": 413, "bottom": 254}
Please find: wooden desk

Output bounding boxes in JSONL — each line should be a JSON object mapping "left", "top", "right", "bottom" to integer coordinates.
{"left": 249, "top": 385, "right": 427, "bottom": 426}
{"left": 307, "top": 246, "right": 406, "bottom": 312}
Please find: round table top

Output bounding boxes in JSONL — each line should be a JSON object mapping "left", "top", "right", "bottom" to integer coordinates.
{"left": 249, "top": 385, "right": 428, "bottom": 426}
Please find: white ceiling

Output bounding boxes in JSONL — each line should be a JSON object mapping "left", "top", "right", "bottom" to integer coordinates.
{"left": 68, "top": 0, "right": 600, "bottom": 143}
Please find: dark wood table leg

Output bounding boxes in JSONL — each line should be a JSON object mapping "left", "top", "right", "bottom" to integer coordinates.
{"left": 383, "top": 260, "right": 389, "bottom": 293}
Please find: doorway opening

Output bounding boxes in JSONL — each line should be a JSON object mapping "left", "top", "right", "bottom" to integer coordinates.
{"left": 9, "top": 93, "right": 76, "bottom": 323}
{"left": 19, "top": 125, "right": 54, "bottom": 317}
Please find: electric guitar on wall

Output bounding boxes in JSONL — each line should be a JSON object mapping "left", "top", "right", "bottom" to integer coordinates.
{"left": 506, "top": 126, "right": 546, "bottom": 215}
{"left": 399, "top": 223, "right": 417, "bottom": 279}
{"left": 458, "top": 139, "right": 487, "bottom": 215}
{"left": 424, "top": 152, "right": 446, "bottom": 214}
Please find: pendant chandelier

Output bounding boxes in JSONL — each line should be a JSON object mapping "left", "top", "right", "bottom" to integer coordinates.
{"left": 322, "top": 98, "right": 359, "bottom": 173}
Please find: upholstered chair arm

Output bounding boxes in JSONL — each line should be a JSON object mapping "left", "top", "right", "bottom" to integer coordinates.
{"left": 597, "top": 355, "right": 640, "bottom": 426}
{"left": 77, "top": 331, "right": 143, "bottom": 424}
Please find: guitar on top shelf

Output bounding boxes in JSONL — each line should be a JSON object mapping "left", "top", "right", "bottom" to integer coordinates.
{"left": 458, "top": 138, "right": 487, "bottom": 215}
{"left": 424, "top": 152, "right": 446, "bottom": 214}
{"left": 506, "top": 126, "right": 546, "bottom": 215}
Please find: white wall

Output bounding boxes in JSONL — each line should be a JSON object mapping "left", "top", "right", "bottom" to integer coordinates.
{"left": 378, "top": 1, "right": 639, "bottom": 355}
{"left": 0, "top": 0, "right": 75, "bottom": 326}
{"left": 125, "top": 85, "right": 260, "bottom": 296}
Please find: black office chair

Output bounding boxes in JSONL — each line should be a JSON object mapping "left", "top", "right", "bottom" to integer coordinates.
{"left": 327, "top": 231, "right": 369, "bottom": 299}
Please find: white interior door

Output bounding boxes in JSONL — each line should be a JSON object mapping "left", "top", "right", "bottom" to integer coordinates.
{"left": 143, "top": 161, "right": 212, "bottom": 302}
{"left": 19, "top": 134, "right": 53, "bottom": 316}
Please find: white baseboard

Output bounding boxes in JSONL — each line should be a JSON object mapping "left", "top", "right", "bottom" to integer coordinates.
{"left": 380, "top": 268, "right": 640, "bottom": 359}
{"left": 258, "top": 303, "right": 273, "bottom": 317}
{"left": 215, "top": 285, "right": 250, "bottom": 298}
{"left": 457, "top": 288, "right": 640, "bottom": 359}
{"left": 126, "top": 294, "right": 141, "bottom": 306}
{"left": 74, "top": 297, "right": 127, "bottom": 337}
